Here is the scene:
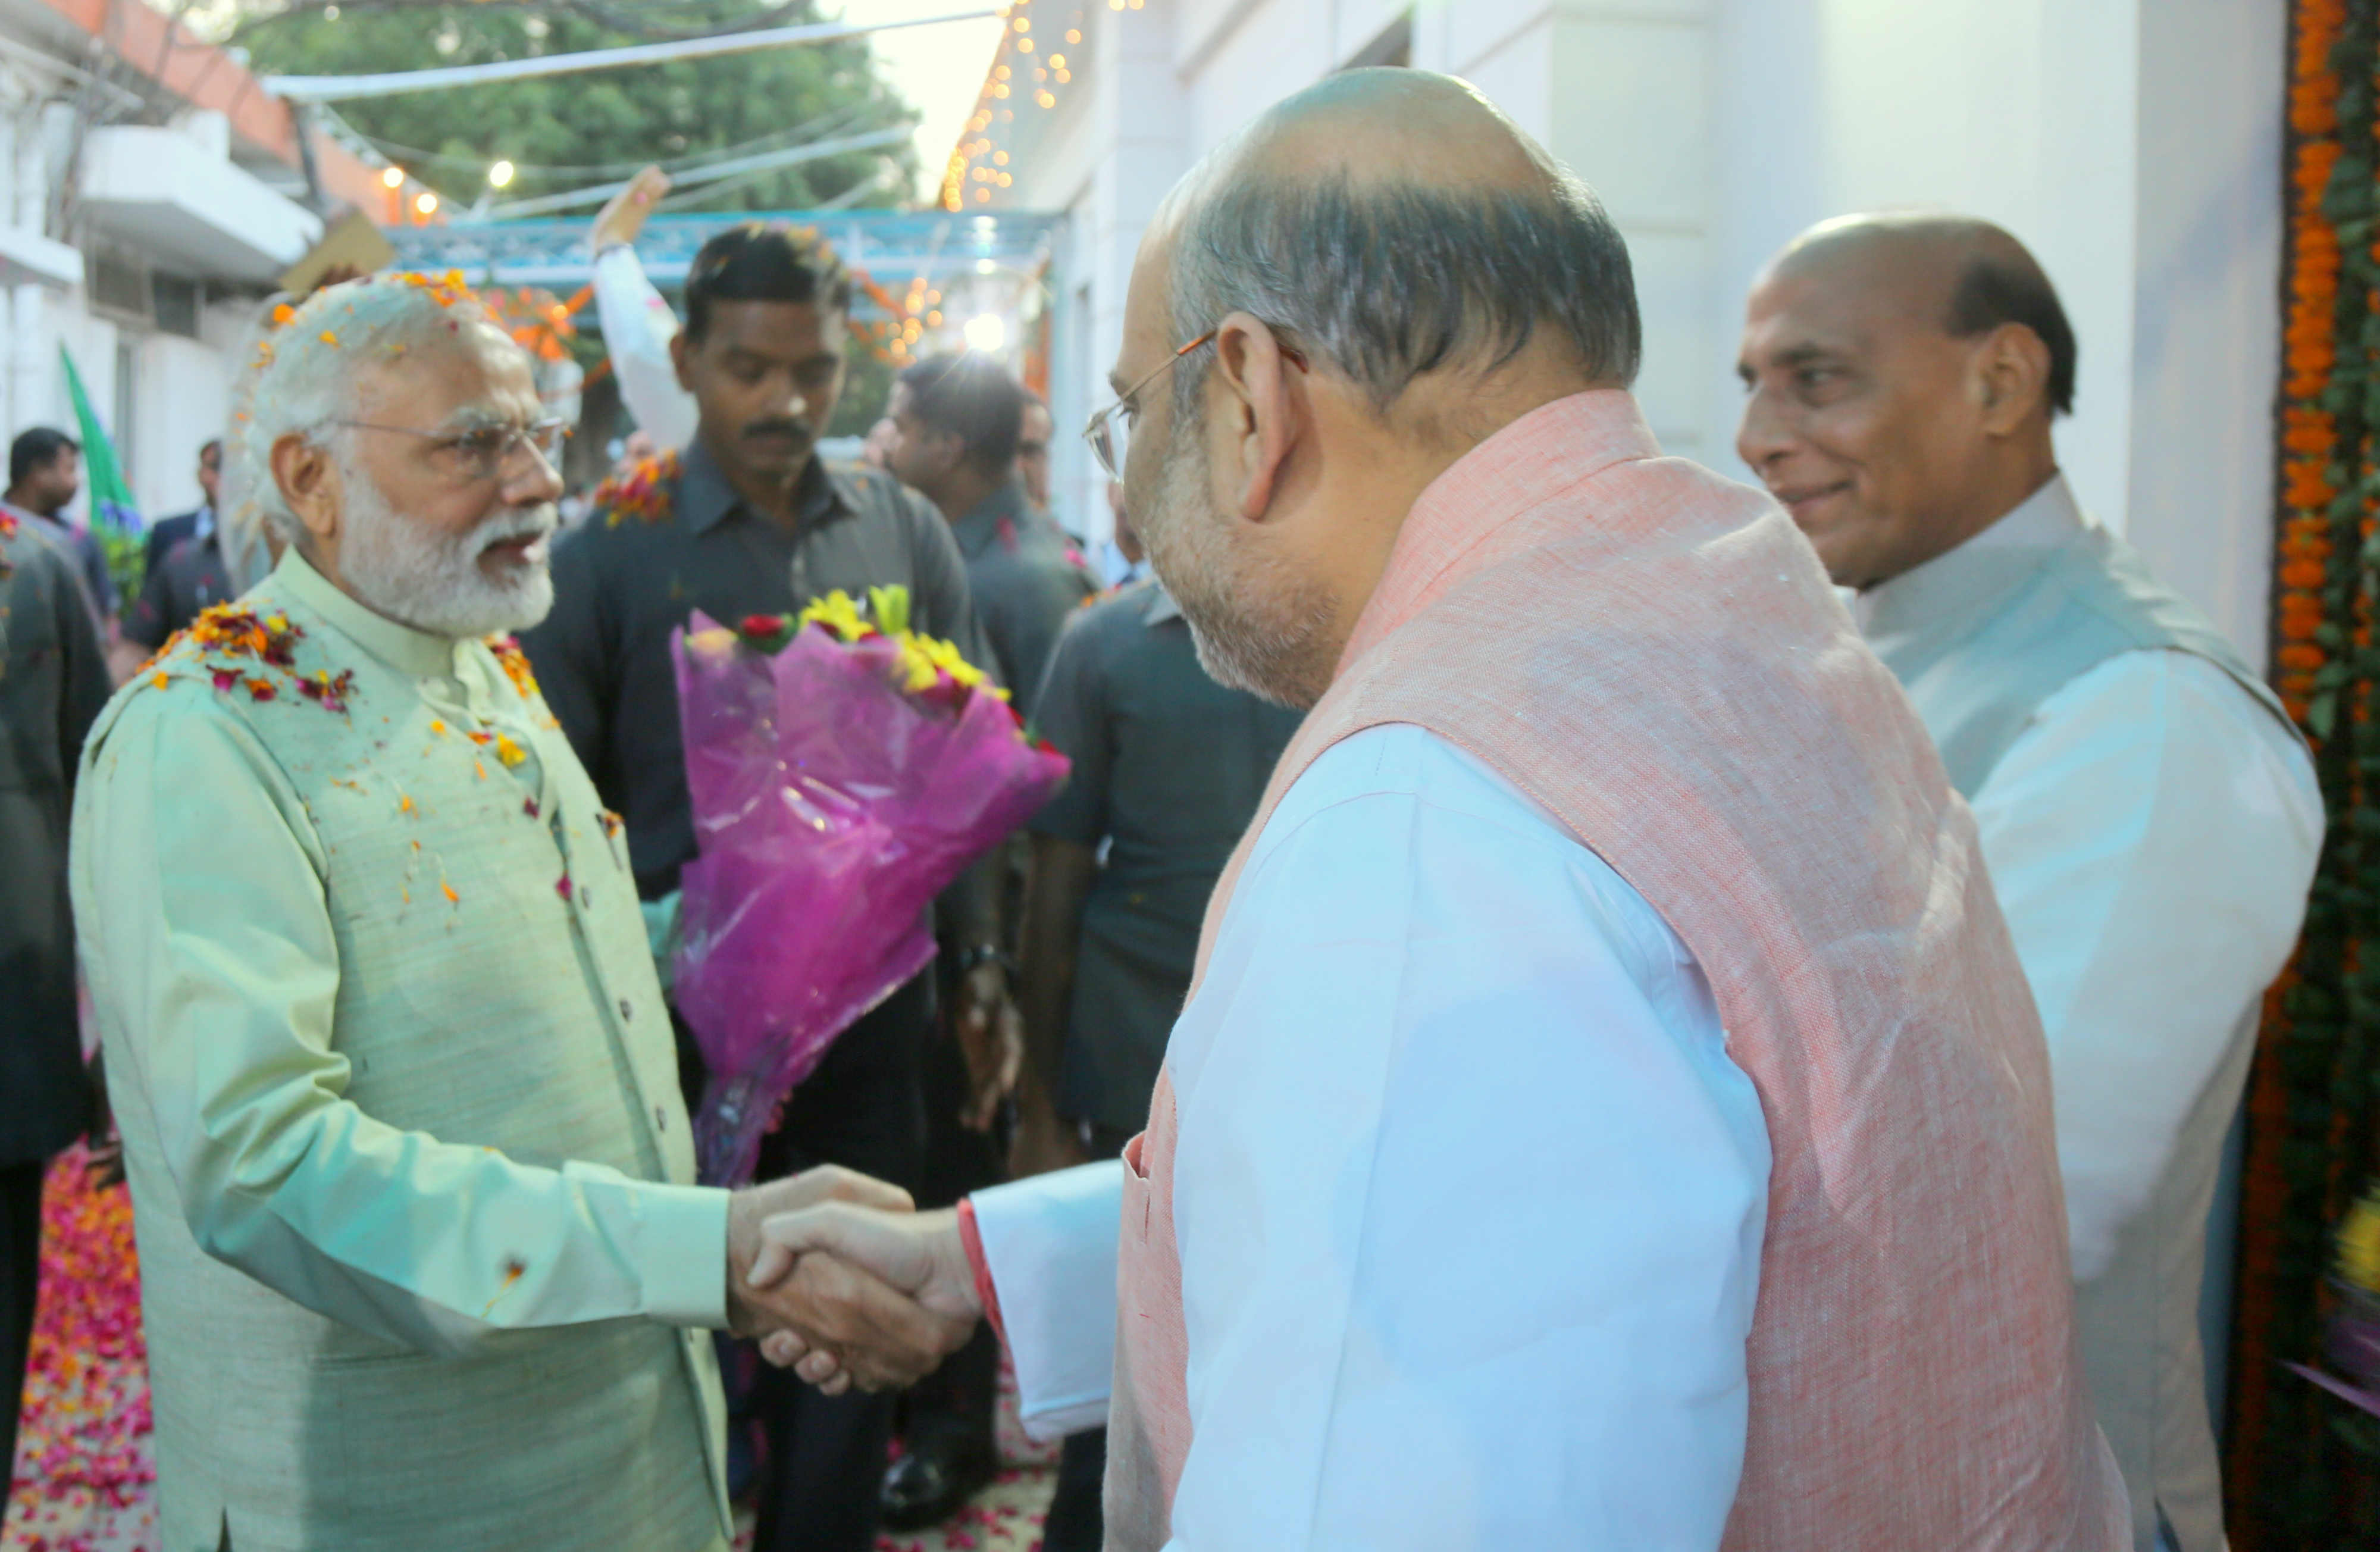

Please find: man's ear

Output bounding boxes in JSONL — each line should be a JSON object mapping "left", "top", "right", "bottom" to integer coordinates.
{"left": 671, "top": 330, "right": 696, "bottom": 393}
{"left": 1972, "top": 323, "right": 2052, "bottom": 435}
{"left": 1209, "top": 310, "right": 1304, "bottom": 521}
{"left": 271, "top": 433, "right": 343, "bottom": 549}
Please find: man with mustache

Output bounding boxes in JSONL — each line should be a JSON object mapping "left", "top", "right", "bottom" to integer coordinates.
{"left": 1736, "top": 214, "right": 2322, "bottom": 1552}
{"left": 746, "top": 70, "right": 2124, "bottom": 1549}
{"left": 67, "top": 276, "right": 960, "bottom": 1552}
{"left": 524, "top": 223, "right": 1005, "bottom": 1552}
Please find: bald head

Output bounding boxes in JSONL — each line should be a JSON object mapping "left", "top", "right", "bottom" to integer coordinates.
{"left": 1735, "top": 212, "right": 2069, "bottom": 589}
{"left": 1232, "top": 68, "right": 1559, "bottom": 196}
{"left": 1764, "top": 214, "right": 2075, "bottom": 415}
{"left": 1141, "top": 68, "right": 1639, "bottom": 418}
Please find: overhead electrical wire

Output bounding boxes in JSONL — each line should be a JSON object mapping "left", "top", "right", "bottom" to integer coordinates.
{"left": 262, "top": 9, "right": 997, "bottom": 102}
{"left": 328, "top": 100, "right": 878, "bottom": 183}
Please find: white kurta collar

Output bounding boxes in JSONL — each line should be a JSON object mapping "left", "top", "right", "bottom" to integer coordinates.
{"left": 1855, "top": 473, "right": 2085, "bottom": 642}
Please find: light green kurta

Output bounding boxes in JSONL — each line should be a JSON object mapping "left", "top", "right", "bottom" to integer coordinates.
{"left": 71, "top": 549, "right": 732, "bottom": 1552}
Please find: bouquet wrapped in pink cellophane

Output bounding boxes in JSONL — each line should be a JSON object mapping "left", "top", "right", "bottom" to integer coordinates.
{"left": 671, "top": 589, "right": 1069, "bottom": 1185}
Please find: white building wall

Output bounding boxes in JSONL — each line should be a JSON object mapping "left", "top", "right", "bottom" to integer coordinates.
{"left": 1003, "top": 0, "right": 2284, "bottom": 660}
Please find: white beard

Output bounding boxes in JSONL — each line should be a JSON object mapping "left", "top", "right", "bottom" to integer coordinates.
{"left": 339, "top": 467, "right": 558, "bottom": 639}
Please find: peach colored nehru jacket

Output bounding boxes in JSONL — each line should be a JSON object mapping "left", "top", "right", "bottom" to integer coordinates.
{"left": 1104, "top": 390, "right": 2126, "bottom": 1551}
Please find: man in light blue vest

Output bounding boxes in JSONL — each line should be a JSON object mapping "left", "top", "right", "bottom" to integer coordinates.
{"left": 1737, "top": 214, "right": 2323, "bottom": 1552}
{"left": 68, "top": 276, "right": 969, "bottom": 1552}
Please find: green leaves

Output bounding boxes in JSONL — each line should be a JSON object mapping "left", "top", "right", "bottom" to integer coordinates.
{"left": 239, "top": 2, "right": 918, "bottom": 212}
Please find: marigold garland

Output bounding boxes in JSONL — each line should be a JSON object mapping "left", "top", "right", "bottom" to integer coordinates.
{"left": 2230, "top": 0, "right": 2380, "bottom": 1541}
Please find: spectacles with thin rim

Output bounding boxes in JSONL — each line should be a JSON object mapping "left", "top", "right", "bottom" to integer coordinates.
{"left": 1081, "top": 326, "right": 1307, "bottom": 480}
{"left": 335, "top": 417, "right": 571, "bottom": 484}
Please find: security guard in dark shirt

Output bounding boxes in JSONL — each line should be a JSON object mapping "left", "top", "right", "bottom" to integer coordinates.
{"left": 0, "top": 512, "right": 111, "bottom": 1488}
{"left": 873, "top": 351, "right": 1098, "bottom": 1528}
{"left": 883, "top": 353, "right": 1097, "bottom": 719}
{"left": 519, "top": 223, "right": 1006, "bottom": 1552}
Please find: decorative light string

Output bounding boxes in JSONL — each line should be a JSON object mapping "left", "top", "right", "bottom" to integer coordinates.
{"left": 942, "top": 1, "right": 1091, "bottom": 211}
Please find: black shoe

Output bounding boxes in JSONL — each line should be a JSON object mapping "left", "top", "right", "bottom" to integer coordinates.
{"left": 878, "top": 1431, "right": 996, "bottom": 1532}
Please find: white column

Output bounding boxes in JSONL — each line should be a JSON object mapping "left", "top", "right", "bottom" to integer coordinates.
{"left": 2121, "top": 0, "right": 2284, "bottom": 671}
{"left": 1439, "top": 0, "right": 1720, "bottom": 461}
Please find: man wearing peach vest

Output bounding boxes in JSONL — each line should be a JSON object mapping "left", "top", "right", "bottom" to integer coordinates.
{"left": 746, "top": 70, "right": 2127, "bottom": 1549}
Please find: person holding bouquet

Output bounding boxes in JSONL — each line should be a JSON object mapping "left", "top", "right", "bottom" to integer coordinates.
{"left": 523, "top": 222, "right": 1013, "bottom": 1552}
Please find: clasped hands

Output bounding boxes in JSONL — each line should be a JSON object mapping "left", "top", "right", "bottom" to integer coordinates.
{"left": 725, "top": 1165, "right": 983, "bottom": 1394}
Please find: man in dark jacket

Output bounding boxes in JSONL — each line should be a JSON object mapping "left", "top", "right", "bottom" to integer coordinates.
{"left": 0, "top": 508, "right": 112, "bottom": 1481}
{"left": 141, "top": 439, "right": 221, "bottom": 577}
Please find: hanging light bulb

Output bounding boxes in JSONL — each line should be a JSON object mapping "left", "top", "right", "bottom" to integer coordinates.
{"left": 487, "top": 159, "right": 516, "bottom": 189}
{"left": 381, "top": 166, "right": 406, "bottom": 189}
{"left": 415, "top": 192, "right": 440, "bottom": 216}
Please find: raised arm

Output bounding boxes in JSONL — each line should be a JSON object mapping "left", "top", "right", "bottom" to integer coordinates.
{"left": 590, "top": 167, "right": 700, "bottom": 452}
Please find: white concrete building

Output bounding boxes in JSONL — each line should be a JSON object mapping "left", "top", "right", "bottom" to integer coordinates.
{"left": 0, "top": 0, "right": 391, "bottom": 524}
{"left": 978, "top": 0, "right": 2281, "bottom": 669}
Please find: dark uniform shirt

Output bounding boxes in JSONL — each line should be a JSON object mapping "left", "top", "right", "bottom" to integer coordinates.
{"left": 1028, "top": 580, "right": 1304, "bottom": 1131}
{"left": 125, "top": 530, "right": 233, "bottom": 650}
{"left": 523, "top": 440, "right": 995, "bottom": 899}
{"left": 2, "top": 503, "right": 115, "bottom": 622}
{"left": 950, "top": 481, "right": 1097, "bottom": 722}
{"left": 0, "top": 517, "right": 109, "bottom": 1162}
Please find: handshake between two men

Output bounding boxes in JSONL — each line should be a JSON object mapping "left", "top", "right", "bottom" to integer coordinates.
{"left": 726, "top": 1165, "right": 984, "bottom": 1394}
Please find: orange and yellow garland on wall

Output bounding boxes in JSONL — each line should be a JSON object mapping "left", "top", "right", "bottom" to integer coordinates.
{"left": 2231, "top": 0, "right": 2380, "bottom": 1542}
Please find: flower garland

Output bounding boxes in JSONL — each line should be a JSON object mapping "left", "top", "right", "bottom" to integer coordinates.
{"left": 597, "top": 449, "right": 682, "bottom": 527}
{"left": 2230, "top": 0, "right": 2380, "bottom": 1541}
{"left": 0, "top": 507, "right": 17, "bottom": 584}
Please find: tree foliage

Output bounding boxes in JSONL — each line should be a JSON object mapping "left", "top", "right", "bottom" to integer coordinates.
{"left": 232, "top": 1, "right": 917, "bottom": 212}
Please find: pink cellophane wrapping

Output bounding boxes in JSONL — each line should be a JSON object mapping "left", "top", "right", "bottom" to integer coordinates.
{"left": 671, "top": 611, "right": 1069, "bottom": 1185}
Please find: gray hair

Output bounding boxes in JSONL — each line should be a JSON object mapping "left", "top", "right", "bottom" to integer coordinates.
{"left": 1169, "top": 173, "right": 1640, "bottom": 414}
{"left": 237, "top": 277, "right": 500, "bottom": 542}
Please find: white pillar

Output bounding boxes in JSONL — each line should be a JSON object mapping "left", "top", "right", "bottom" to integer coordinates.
{"left": 1435, "top": 1, "right": 1720, "bottom": 461}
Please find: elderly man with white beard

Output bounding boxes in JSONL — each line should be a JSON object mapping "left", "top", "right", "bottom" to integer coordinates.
{"left": 66, "top": 276, "right": 966, "bottom": 1552}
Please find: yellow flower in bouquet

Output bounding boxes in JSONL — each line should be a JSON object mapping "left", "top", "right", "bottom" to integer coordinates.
{"left": 798, "top": 591, "right": 872, "bottom": 644}
{"left": 2341, "top": 1187, "right": 2380, "bottom": 1294}
{"left": 787, "top": 588, "right": 1010, "bottom": 703}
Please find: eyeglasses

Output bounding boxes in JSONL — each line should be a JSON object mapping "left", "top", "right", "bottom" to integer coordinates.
{"left": 1081, "top": 327, "right": 1308, "bottom": 480}
{"left": 335, "top": 418, "right": 570, "bottom": 484}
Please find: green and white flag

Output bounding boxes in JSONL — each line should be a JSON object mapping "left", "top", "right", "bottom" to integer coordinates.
{"left": 59, "top": 346, "right": 141, "bottom": 536}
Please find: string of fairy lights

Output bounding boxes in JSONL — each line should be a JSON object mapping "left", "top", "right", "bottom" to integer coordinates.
{"left": 941, "top": 0, "right": 1106, "bottom": 211}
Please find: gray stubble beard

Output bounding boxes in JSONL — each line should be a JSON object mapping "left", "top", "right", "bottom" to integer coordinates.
{"left": 1139, "top": 418, "right": 1336, "bottom": 711}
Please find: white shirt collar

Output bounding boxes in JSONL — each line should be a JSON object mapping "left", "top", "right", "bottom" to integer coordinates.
{"left": 1854, "top": 472, "right": 2085, "bottom": 637}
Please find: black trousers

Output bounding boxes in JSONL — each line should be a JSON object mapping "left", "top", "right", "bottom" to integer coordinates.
{"left": 738, "top": 969, "right": 932, "bottom": 1552}
{"left": 2, "top": 1158, "right": 46, "bottom": 1496}
{"left": 896, "top": 993, "right": 1006, "bottom": 1463}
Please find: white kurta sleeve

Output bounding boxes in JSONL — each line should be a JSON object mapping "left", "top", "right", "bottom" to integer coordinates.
{"left": 1161, "top": 725, "right": 1771, "bottom": 1551}
{"left": 1967, "top": 650, "right": 2322, "bottom": 1279}
{"left": 591, "top": 245, "right": 699, "bottom": 452}
{"left": 969, "top": 1159, "right": 1125, "bottom": 1439}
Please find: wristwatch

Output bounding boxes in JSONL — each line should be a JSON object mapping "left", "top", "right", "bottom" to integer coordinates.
{"left": 953, "top": 943, "right": 1013, "bottom": 977}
